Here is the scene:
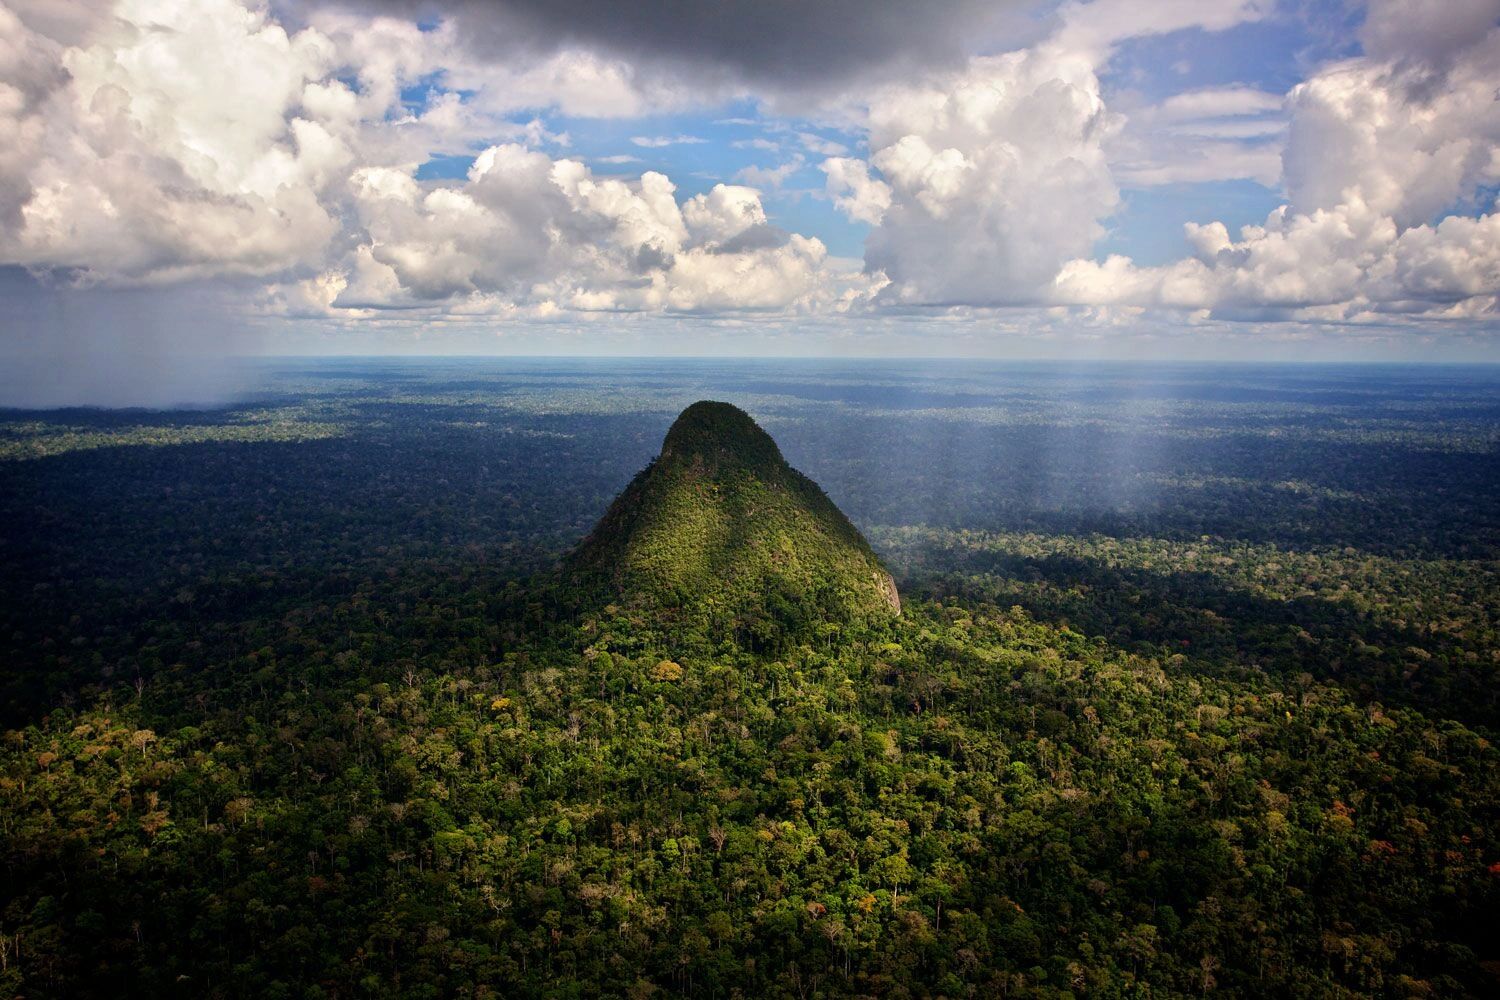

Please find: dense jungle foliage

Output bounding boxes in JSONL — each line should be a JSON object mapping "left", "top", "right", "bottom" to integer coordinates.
{"left": 1, "top": 359, "right": 1497, "bottom": 998}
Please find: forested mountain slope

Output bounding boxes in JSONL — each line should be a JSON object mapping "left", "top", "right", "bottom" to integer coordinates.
{"left": 567, "top": 401, "right": 900, "bottom": 649}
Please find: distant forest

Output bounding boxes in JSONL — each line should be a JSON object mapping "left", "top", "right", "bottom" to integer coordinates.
{"left": 3, "top": 360, "right": 1497, "bottom": 998}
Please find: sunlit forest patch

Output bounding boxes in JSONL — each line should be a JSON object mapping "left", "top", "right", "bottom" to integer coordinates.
{"left": 0, "top": 411, "right": 346, "bottom": 461}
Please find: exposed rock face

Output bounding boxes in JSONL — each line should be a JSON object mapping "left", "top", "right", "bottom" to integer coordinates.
{"left": 567, "top": 401, "right": 900, "bottom": 641}
{"left": 875, "top": 570, "right": 902, "bottom": 616}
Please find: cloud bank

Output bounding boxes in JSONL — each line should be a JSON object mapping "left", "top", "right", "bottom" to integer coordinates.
{"left": 0, "top": 0, "right": 871, "bottom": 320}
{"left": 0, "top": 0, "right": 1498, "bottom": 370}
{"left": 1054, "top": 0, "right": 1500, "bottom": 323}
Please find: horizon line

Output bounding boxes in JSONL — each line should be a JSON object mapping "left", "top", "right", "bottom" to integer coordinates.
{"left": 236, "top": 354, "right": 1500, "bottom": 367}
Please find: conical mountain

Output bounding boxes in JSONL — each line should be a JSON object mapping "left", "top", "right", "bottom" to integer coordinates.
{"left": 567, "top": 401, "right": 899, "bottom": 645}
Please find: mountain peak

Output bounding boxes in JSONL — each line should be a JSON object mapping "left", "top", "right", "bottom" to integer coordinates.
{"left": 567, "top": 401, "right": 899, "bottom": 647}
{"left": 659, "top": 400, "right": 784, "bottom": 469}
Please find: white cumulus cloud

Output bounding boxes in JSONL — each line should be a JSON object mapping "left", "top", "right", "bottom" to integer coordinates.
{"left": 854, "top": 45, "right": 1121, "bottom": 304}
{"left": 821, "top": 157, "right": 892, "bottom": 226}
{"left": 816, "top": 0, "right": 1274, "bottom": 306}
{"left": 0, "top": 0, "right": 867, "bottom": 320}
{"left": 1053, "top": 2, "right": 1500, "bottom": 322}
{"left": 1, "top": 0, "right": 345, "bottom": 283}
{"left": 333, "top": 147, "right": 864, "bottom": 314}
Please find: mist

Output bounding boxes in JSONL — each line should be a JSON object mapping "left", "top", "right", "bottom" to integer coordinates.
{"left": 0, "top": 268, "right": 263, "bottom": 410}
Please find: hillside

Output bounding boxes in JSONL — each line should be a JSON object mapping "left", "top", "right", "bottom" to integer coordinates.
{"left": 567, "top": 401, "right": 899, "bottom": 645}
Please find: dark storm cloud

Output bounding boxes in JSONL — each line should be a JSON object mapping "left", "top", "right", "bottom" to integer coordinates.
{"left": 713, "top": 223, "right": 791, "bottom": 255}
{"left": 318, "top": 0, "right": 1040, "bottom": 91}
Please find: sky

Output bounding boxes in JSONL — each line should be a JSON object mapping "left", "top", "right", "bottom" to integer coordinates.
{"left": 2, "top": 0, "right": 1500, "bottom": 403}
